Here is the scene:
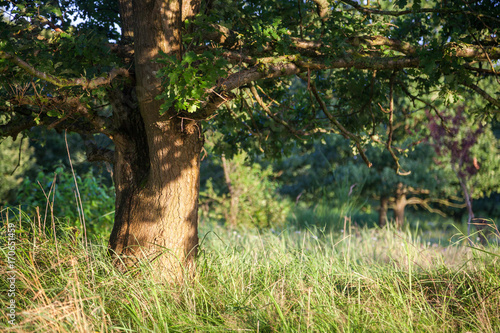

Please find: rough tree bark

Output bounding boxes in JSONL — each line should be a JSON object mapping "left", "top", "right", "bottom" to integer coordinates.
{"left": 107, "top": 0, "right": 203, "bottom": 280}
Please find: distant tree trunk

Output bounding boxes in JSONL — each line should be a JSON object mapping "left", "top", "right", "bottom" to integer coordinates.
{"left": 394, "top": 182, "right": 407, "bottom": 229}
{"left": 379, "top": 195, "right": 389, "bottom": 227}
{"left": 221, "top": 154, "right": 239, "bottom": 226}
{"left": 456, "top": 172, "right": 475, "bottom": 245}
{"left": 108, "top": 0, "right": 203, "bottom": 281}
{"left": 473, "top": 218, "right": 489, "bottom": 245}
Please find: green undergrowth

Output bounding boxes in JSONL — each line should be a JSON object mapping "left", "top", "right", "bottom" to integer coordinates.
{"left": 1, "top": 209, "right": 499, "bottom": 332}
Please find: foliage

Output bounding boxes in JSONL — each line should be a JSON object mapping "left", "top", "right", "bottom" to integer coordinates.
{"left": 2, "top": 0, "right": 498, "bottom": 155}
{"left": 0, "top": 135, "right": 34, "bottom": 203}
{"left": 156, "top": 50, "right": 228, "bottom": 114}
{"left": 275, "top": 132, "right": 459, "bottom": 225}
{"left": 25, "top": 128, "right": 107, "bottom": 176}
{"left": 1, "top": 213, "right": 499, "bottom": 332}
{"left": 428, "top": 108, "right": 500, "bottom": 200}
{"left": 13, "top": 166, "right": 114, "bottom": 236}
{"left": 200, "top": 150, "right": 292, "bottom": 229}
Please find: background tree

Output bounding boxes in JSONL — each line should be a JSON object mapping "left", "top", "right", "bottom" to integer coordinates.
{"left": 427, "top": 107, "right": 500, "bottom": 242}
{"left": 1, "top": 0, "right": 499, "bottom": 281}
{"left": 275, "top": 132, "right": 463, "bottom": 229}
{"left": 199, "top": 130, "right": 292, "bottom": 229}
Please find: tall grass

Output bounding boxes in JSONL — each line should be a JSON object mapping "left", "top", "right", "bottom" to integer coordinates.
{"left": 1, "top": 207, "right": 499, "bottom": 332}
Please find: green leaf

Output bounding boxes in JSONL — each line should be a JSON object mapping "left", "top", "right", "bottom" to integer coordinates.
{"left": 395, "top": 0, "right": 408, "bottom": 9}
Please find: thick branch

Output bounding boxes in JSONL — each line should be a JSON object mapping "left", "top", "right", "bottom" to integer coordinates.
{"left": 340, "top": 0, "right": 500, "bottom": 22}
{"left": 198, "top": 55, "right": 420, "bottom": 117}
{"left": 311, "top": 0, "right": 330, "bottom": 22}
{"left": 203, "top": 24, "right": 500, "bottom": 60}
{"left": 347, "top": 36, "right": 416, "bottom": 55}
{"left": 0, "top": 51, "right": 130, "bottom": 89}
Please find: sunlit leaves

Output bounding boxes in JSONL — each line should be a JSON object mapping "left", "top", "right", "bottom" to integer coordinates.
{"left": 156, "top": 51, "right": 228, "bottom": 114}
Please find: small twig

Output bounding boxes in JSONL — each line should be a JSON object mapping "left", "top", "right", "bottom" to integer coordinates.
{"left": 247, "top": 85, "right": 305, "bottom": 139}
{"left": 9, "top": 135, "right": 24, "bottom": 175}
{"left": 461, "top": 81, "right": 500, "bottom": 109}
{"left": 303, "top": 75, "right": 372, "bottom": 167}
{"left": 387, "top": 74, "right": 410, "bottom": 176}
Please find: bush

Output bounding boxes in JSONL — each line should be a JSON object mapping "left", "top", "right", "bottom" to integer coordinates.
{"left": 200, "top": 152, "right": 292, "bottom": 229}
{"left": 0, "top": 136, "right": 35, "bottom": 203}
{"left": 288, "top": 180, "right": 375, "bottom": 232}
{"left": 14, "top": 166, "right": 114, "bottom": 237}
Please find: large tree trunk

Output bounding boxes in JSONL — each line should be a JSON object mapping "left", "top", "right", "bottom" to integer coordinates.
{"left": 109, "top": 117, "right": 203, "bottom": 279}
{"left": 108, "top": 0, "right": 203, "bottom": 281}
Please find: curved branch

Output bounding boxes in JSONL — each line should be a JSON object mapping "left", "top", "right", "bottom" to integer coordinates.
{"left": 198, "top": 55, "right": 420, "bottom": 117}
{"left": 247, "top": 84, "right": 306, "bottom": 138}
{"left": 340, "top": 0, "right": 500, "bottom": 23}
{"left": 461, "top": 82, "right": 500, "bottom": 109}
{"left": 306, "top": 75, "right": 372, "bottom": 168}
{"left": 385, "top": 74, "right": 410, "bottom": 176}
{"left": 0, "top": 51, "right": 131, "bottom": 89}
{"left": 406, "top": 196, "right": 466, "bottom": 217}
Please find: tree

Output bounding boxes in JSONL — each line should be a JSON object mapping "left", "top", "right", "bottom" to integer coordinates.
{"left": 427, "top": 107, "right": 500, "bottom": 243}
{"left": 200, "top": 150, "right": 292, "bottom": 229}
{"left": 275, "top": 132, "right": 462, "bottom": 229}
{"left": 361, "top": 142, "right": 457, "bottom": 229}
{"left": 1, "top": 0, "right": 499, "bottom": 281}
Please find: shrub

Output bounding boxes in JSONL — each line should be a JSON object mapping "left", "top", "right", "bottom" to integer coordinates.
{"left": 200, "top": 152, "right": 292, "bottom": 229}
{"left": 14, "top": 166, "right": 114, "bottom": 237}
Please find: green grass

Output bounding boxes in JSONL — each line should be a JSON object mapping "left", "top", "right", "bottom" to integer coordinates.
{"left": 1, "top": 209, "right": 500, "bottom": 332}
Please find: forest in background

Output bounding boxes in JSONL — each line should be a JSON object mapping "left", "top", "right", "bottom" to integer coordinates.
{"left": 1, "top": 109, "right": 499, "bottom": 241}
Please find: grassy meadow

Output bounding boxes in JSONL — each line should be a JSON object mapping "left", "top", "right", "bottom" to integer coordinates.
{"left": 1, "top": 207, "right": 500, "bottom": 332}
